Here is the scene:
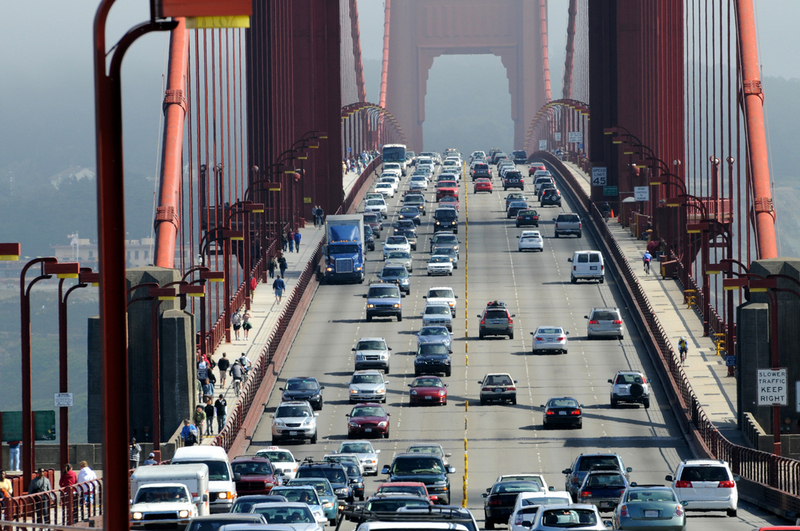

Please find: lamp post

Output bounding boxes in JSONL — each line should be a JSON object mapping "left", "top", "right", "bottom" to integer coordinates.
{"left": 226, "top": 201, "right": 264, "bottom": 309}
{"left": 181, "top": 267, "right": 222, "bottom": 357}
{"left": 198, "top": 228, "right": 241, "bottom": 343}
{"left": 44, "top": 263, "right": 99, "bottom": 470}
{"left": 20, "top": 255, "right": 57, "bottom": 483}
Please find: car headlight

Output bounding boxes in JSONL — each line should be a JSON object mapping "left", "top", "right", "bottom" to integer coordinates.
{"left": 434, "top": 481, "right": 448, "bottom": 488}
{"left": 410, "top": 389, "right": 417, "bottom": 395}
{"left": 274, "top": 419, "right": 285, "bottom": 426}
{"left": 323, "top": 501, "right": 335, "bottom": 509}
{"left": 439, "top": 390, "right": 447, "bottom": 396}
{"left": 349, "top": 421, "right": 359, "bottom": 428}
{"left": 356, "top": 267, "right": 362, "bottom": 271}
{"left": 326, "top": 267, "right": 333, "bottom": 272}
{"left": 448, "top": 301, "right": 455, "bottom": 306}
{"left": 350, "top": 389, "right": 359, "bottom": 394}
{"left": 335, "top": 488, "right": 349, "bottom": 495}
{"left": 393, "top": 303, "right": 401, "bottom": 308}
{"left": 302, "top": 418, "right": 313, "bottom": 426}
{"left": 378, "top": 421, "right": 388, "bottom": 427}
{"left": 178, "top": 510, "right": 190, "bottom": 518}
{"left": 355, "top": 354, "right": 364, "bottom": 360}
{"left": 377, "top": 388, "right": 386, "bottom": 394}
{"left": 131, "top": 512, "right": 143, "bottom": 520}
{"left": 380, "top": 354, "right": 387, "bottom": 359}
{"left": 367, "top": 304, "right": 375, "bottom": 309}
{"left": 218, "top": 492, "right": 231, "bottom": 499}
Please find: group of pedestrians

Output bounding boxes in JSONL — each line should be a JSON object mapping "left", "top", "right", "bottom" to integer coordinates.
{"left": 14, "top": 461, "right": 99, "bottom": 524}
{"left": 267, "top": 253, "right": 287, "bottom": 279}
{"left": 282, "top": 229, "right": 302, "bottom": 253}
{"left": 312, "top": 205, "right": 325, "bottom": 227}
{"left": 230, "top": 307, "right": 253, "bottom": 341}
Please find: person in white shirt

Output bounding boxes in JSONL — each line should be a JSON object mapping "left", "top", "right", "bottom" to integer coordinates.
{"left": 77, "top": 461, "right": 98, "bottom": 505}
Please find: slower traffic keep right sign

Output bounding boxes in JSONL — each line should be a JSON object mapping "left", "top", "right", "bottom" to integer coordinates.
{"left": 757, "top": 368, "right": 787, "bottom": 406}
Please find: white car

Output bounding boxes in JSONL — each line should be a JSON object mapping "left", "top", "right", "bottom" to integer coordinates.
{"left": 529, "top": 504, "right": 607, "bottom": 530}
{"left": 337, "top": 440, "right": 381, "bottom": 476}
{"left": 427, "top": 255, "right": 454, "bottom": 276}
{"left": 349, "top": 370, "right": 389, "bottom": 403}
{"left": 530, "top": 326, "right": 569, "bottom": 354}
{"left": 365, "top": 198, "right": 388, "bottom": 219}
{"left": 380, "top": 175, "right": 400, "bottom": 192}
{"left": 383, "top": 236, "right": 411, "bottom": 257}
{"left": 270, "top": 401, "right": 319, "bottom": 445}
{"left": 517, "top": 230, "right": 544, "bottom": 252}
{"left": 666, "top": 459, "right": 739, "bottom": 517}
{"left": 423, "top": 286, "right": 458, "bottom": 317}
{"left": 410, "top": 175, "right": 429, "bottom": 189}
{"left": 496, "top": 473, "right": 549, "bottom": 492}
{"left": 438, "top": 171, "right": 460, "bottom": 183}
{"left": 421, "top": 301, "right": 453, "bottom": 332}
{"left": 255, "top": 446, "right": 299, "bottom": 479}
{"left": 250, "top": 501, "right": 324, "bottom": 531}
{"left": 508, "top": 491, "right": 573, "bottom": 531}
{"left": 383, "top": 162, "right": 402, "bottom": 175}
{"left": 365, "top": 192, "right": 383, "bottom": 202}
{"left": 374, "top": 182, "right": 395, "bottom": 197}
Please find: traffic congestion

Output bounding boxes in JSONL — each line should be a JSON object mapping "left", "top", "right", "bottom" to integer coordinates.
{"left": 136, "top": 147, "right": 773, "bottom": 531}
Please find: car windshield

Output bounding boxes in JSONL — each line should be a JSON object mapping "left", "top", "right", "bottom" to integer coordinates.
{"left": 434, "top": 235, "right": 457, "bottom": 244}
{"left": 351, "top": 406, "right": 385, "bottom": 418}
{"left": 232, "top": 462, "right": 274, "bottom": 475}
{"left": 536, "top": 327, "right": 564, "bottom": 335}
{"left": 134, "top": 486, "right": 188, "bottom": 504}
{"left": 275, "top": 406, "right": 312, "bottom": 418}
{"left": 386, "top": 251, "right": 410, "bottom": 260}
{"left": 586, "top": 473, "right": 626, "bottom": 488}
{"left": 270, "top": 488, "right": 317, "bottom": 504}
{"left": 367, "top": 499, "right": 430, "bottom": 512}
{"left": 521, "top": 496, "right": 571, "bottom": 507}
{"left": 386, "top": 237, "right": 406, "bottom": 245}
{"left": 256, "top": 450, "right": 293, "bottom": 462}
{"left": 408, "top": 445, "right": 443, "bottom": 457}
{"left": 287, "top": 379, "right": 318, "bottom": 391}
{"left": 366, "top": 199, "right": 385, "bottom": 206}
{"left": 548, "top": 398, "right": 579, "bottom": 408}
{"left": 425, "top": 306, "right": 450, "bottom": 315}
{"left": 364, "top": 214, "right": 379, "bottom": 223}
{"left": 591, "top": 311, "right": 619, "bottom": 320}
{"left": 540, "top": 509, "right": 597, "bottom": 527}
{"left": 492, "top": 482, "right": 541, "bottom": 494}
{"left": 435, "top": 210, "right": 457, "bottom": 220}
{"left": 356, "top": 340, "right": 387, "bottom": 350}
{"left": 428, "top": 289, "right": 454, "bottom": 298}
{"left": 288, "top": 479, "right": 332, "bottom": 495}
{"left": 679, "top": 466, "right": 730, "bottom": 482}
{"left": 485, "top": 310, "right": 507, "bottom": 319}
{"left": 411, "top": 378, "right": 444, "bottom": 388}
{"left": 578, "top": 457, "right": 620, "bottom": 472}
{"left": 171, "top": 459, "right": 230, "bottom": 481}
{"left": 352, "top": 373, "right": 382, "bottom": 384}
{"left": 378, "top": 485, "right": 425, "bottom": 497}
{"left": 298, "top": 467, "right": 348, "bottom": 485}
{"left": 429, "top": 256, "right": 451, "bottom": 263}
{"left": 401, "top": 208, "right": 419, "bottom": 214}
{"left": 330, "top": 243, "right": 359, "bottom": 254}
{"left": 626, "top": 489, "right": 676, "bottom": 502}
{"left": 437, "top": 181, "right": 457, "bottom": 188}
{"left": 392, "top": 457, "right": 444, "bottom": 475}
{"left": 381, "top": 268, "right": 406, "bottom": 279}
{"left": 368, "top": 288, "right": 399, "bottom": 298}
{"left": 340, "top": 443, "right": 372, "bottom": 453}
{"left": 419, "top": 344, "right": 449, "bottom": 356}
{"left": 419, "top": 327, "right": 448, "bottom": 337}
{"left": 483, "top": 375, "right": 512, "bottom": 386}
{"left": 434, "top": 248, "right": 456, "bottom": 257}
{"left": 252, "top": 505, "right": 315, "bottom": 524}
{"left": 344, "top": 463, "right": 361, "bottom": 477}
{"left": 509, "top": 202, "right": 527, "bottom": 208}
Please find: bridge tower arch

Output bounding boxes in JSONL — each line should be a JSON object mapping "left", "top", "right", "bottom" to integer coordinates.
{"left": 385, "top": 0, "right": 549, "bottom": 152}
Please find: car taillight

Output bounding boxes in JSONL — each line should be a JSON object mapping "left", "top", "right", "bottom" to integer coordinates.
{"left": 488, "top": 498, "right": 503, "bottom": 506}
{"left": 557, "top": 337, "right": 566, "bottom": 341}
{"left": 601, "top": 265, "right": 604, "bottom": 271}
{"left": 618, "top": 505, "right": 628, "bottom": 517}
{"left": 482, "top": 387, "right": 491, "bottom": 392}
{"left": 578, "top": 222, "right": 582, "bottom": 228}
{"left": 546, "top": 410, "right": 555, "bottom": 415}
{"left": 580, "top": 491, "right": 591, "bottom": 498}
{"left": 573, "top": 266, "right": 577, "bottom": 271}
{"left": 514, "top": 514, "right": 525, "bottom": 525}
{"left": 718, "top": 480, "right": 735, "bottom": 488}
{"left": 571, "top": 409, "right": 581, "bottom": 415}
{"left": 613, "top": 320, "right": 622, "bottom": 324}
{"left": 674, "top": 504, "right": 683, "bottom": 517}
{"left": 508, "top": 387, "right": 516, "bottom": 391}
{"left": 508, "top": 318, "right": 513, "bottom": 324}
{"left": 589, "top": 320, "right": 599, "bottom": 324}
{"left": 480, "top": 319, "right": 486, "bottom": 325}
{"left": 675, "top": 480, "right": 692, "bottom": 488}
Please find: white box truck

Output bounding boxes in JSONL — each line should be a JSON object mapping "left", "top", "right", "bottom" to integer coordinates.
{"left": 129, "top": 463, "right": 210, "bottom": 528}
{"left": 170, "top": 446, "right": 239, "bottom": 513}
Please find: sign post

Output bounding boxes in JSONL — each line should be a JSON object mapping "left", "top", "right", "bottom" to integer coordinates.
{"left": 634, "top": 186, "right": 650, "bottom": 202}
{"left": 759, "top": 367, "right": 788, "bottom": 456}
{"left": 538, "top": 140, "right": 547, "bottom": 151}
{"left": 568, "top": 131, "right": 582, "bottom": 144}
{"left": 591, "top": 167, "right": 607, "bottom": 187}
{"left": 554, "top": 132, "right": 562, "bottom": 142}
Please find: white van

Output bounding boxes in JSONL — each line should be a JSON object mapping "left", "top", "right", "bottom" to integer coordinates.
{"left": 568, "top": 251, "right": 605, "bottom": 283}
{"left": 171, "top": 446, "right": 238, "bottom": 513}
{"left": 130, "top": 463, "right": 210, "bottom": 528}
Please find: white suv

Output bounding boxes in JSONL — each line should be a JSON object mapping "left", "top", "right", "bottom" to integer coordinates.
{"left": 423, "top": 287, "right": 458, "bottom": 317}
{"left": 666, "top": 459, "right": 738, "bottom": 517}
{"left": 271, "top": 401, "right": 318, "bottom": 445}
{"left": 609, "top": 370, "right": 651, "bottom": 409}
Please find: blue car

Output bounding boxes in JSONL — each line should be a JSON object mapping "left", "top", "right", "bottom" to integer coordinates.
{"left": 417, "top": 326, "right": 452, "bottom": 350}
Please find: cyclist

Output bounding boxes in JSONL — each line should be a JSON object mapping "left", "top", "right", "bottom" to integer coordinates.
{"left": 642, "top": 250, "right": 652, "bottom": 274}
{"left": 230, "top": 361, "right": 245, "bottom": 395}
{"left": 602, "top": 202, "right": 611, "bottom": 222}
{"left": 238, "top": 353, "right": 252, "bottom": 371}
{"left": 678, "top": 336, "right": 689, "bottom": 363}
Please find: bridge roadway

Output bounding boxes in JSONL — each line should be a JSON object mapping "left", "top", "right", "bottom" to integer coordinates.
{"left": 243, "top": 162, "right": 783, "bottom": 530}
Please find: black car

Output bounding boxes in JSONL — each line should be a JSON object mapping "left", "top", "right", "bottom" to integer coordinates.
{"left": 399, "top": 206, "right": 421, "bottom": 225}
{"left": 414, "top": 343, "right": 452, "bottom": 377}
{"left": 483, "top": 480, "right": 542, "bottom": 529}
{"left": 537, "top": 181, "right": 557, "bottom": 198}
{"left": 341, "top": 461, "right": 365, "bottom": 501}
{"left": 381, "top": 453, "right": 456, "bottom": 505}
{"left": 502, "top": 170, "right": 525, "bottom": 191}
{"left": 506, "top": 201, "right": 529, "bottom": 219}
{"left": 540, "top": 188, "right": 562, "bottom": 207}
{"left": 403, "top": 194, "right": 426, "bottom": 216}
{"left": 363, "top": 212, "right": 383, "bottom": 237}
{"left": 280, "top": 377, "right": 325, "bottom": 410}
{"left": 433, "top": 208, "right": 458, "bottom": 234}
{"left": 364, "top": 226, "right": 376, "bottom": 251}
{"left": 378, "top": 265, "right": 411, "bottom": 295}
{"left": 511, "top": 150, "right": 528, "bottom": 164}
{"left": 515, "top": 209, "right": 539, "bottom": 227}
{"left": 562, "top": 453, "right": 632, "bottom": 500}
{"left": 393, "top": 219, "right": 417, "bottom": 236}
{"left": 542, "top": 397, "right": 583, "bottom": 429}
{"left": 471, "top": 163, "right": 491, "bottom": 180}
{"left": 296, "top": 462, "right": 354, "bottom": 503}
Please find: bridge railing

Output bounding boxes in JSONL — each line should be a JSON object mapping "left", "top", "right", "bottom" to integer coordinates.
{"left": 541, "top": 151, "right": 800, "bottom": 511}
{"left": 2, "top": 478, "right": 103, "bottom": 528}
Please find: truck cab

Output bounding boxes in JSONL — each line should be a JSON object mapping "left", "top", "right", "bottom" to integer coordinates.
{"left": 130, "top": 463, "right": 210, "bottom": 528}
{"left": 324, "top": 215, "right": 366, "bottom": 284}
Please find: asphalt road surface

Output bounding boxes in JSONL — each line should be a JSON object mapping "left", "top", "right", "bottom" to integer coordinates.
{"left": 245, "top": 161, "right": 784, "bottom": 531}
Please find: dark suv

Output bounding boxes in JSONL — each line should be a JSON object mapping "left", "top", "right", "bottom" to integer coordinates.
{"left": 562, "top": 453, "right": 632, "bottom": 501}
{"left": 433, "top": 208, "right": 458, "bottom": 234}
{"left": 279, "top": 377, "right": 324, "bottom": 410}
{"left": 471, "top": 163, "right": 491, "bottom": 180}
{"left": 477, "top": 301, "right": 515, "bottom": 339}
{"left": 381, "top": 453, "right": 456, "bottom": 505}
{"left": 512, "top": 150, "right": 528, "bottom": 164}
{"left": 231, "top": 456, "right": 281, "bottom": 495}
{"left": 502, "top": 170, "right": 524, "bottom": 191}
{"left": 540, "top": 188, "right": 562, "bottom": 207}
{"left": 414, "top": 343, "right": 452, "bottom": 377}
{"left": 296, "top": 462, "right": 354, "bottom": 503}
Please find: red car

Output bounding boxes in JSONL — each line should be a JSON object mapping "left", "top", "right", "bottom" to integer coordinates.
{"left": 231, "top": 455, "right": 281, "bottom": 495}
{"left": 376, "top": 482, "right": 437, "bottom": 503}
{"left": 473, "top": 178, "right": 493, "bottom": 194}
{"left": 408, "top": 376, "right": 448, "bottom": 406}
{"left": 436, "top": 181, "right": 459, "bottom": 201}
{"left": 347, "top": 403, "right": 390, "bottom": 438}
{"left": 529, "top": 162, "right": 546, "bottom": 175}
{"left": 439, "top": 195, "right": 460, "bottom": 211}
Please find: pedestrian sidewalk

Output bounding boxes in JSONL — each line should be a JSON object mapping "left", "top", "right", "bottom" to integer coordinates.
{"left": 198, "top": 169, "right": 365, "bottom": 443}
{"left": 560, "top": 160, "right": 743, "bottom": 443}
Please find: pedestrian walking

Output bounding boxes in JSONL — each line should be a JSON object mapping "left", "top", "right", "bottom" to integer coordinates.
{"left": 143, "top": 453, "right": 158, "bottom": 466}
{"left": 318, "top": 207, "right": 324, "bottom": 226}
{"left": 202, "top": 378, "right": 215, "bottom": 402}
{"left": 230, "top": 308, "right": 242, "bottom": 340}
{"left": 28, "top": 468, "right": 53, "bottom": 524}
{"left": 273, "top": 275, "right": 286, "bottom": 304}
{"left": 278, "top": 254, "right": 287, "bottom": 278}
{"left": 204, "top": 398, "right": 215, "bottom": 436}
{"left": 207, "top": 354, "right": 216, "bottom": 386}
{"left": 8, "top": 441, "right": 20, "bottom": 471}
{"left": 180, "top": 420, "right": 199, "bottom": 447}
{"left": 282, "top": 232, "right": 288, "bottom": 252}
{"left": 197, "top": 358, "right": 209, "bottom": 400}
{"left": 242, "top": 309, "right": 252, "bottom": 340}
{"left": 312, "top": 206, "right": 320, "bottom": 227}
{"left": 294, "top": 231, "right": 301, "bottom": 252}
{"left": 129, "top": 437, "right": 142, "bottom": 469}
{"left": 215, "top": 394, "right": 228, "bottom": 433}
{"left": 268, "top": 256, "right": 277, "bottom": 279}
{"left": 0, "top": 470, "right": 13, "bottom": 496}
{"left": 217, "top": 352, "right": 230, "bottom": 388}
{"left": 194, "top": 405, "right": 206, "bottom": 434}
{"left": 288, "top": 229, "right": 295, "bottom": 252}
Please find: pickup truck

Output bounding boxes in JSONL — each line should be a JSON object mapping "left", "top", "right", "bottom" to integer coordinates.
{"left": 554, "top": 213, "right": 582, "bottom": 238}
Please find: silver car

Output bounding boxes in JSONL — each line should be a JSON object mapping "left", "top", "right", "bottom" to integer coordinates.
{"left": 349, "top": 370, "right": 389, "bottom": 403}
{"left": 270, "top": 401, "right": 319, "bottom": 445}
{"left": 431, "top": 246, "right": 459, "bottom": 269}
{"left": 529, "top": 504, "right": 607, "bottom": 530}
{"left": 352, "top": 337, "right": 392, "bottom": 373}
{"left": 609, "top": 371, "right": 651, "bottom": 409}
{"left": 248, "top": 502, "right": 324, "bottom": 531}
{"left": 337, "top": 440, "right": 381, "bottom": 476}
{"left": 384, "top": 250, "right": 413, "bottom": 272}
{"left": 479, "top": 373, "right": 518, "bottom": 405}
{"left": 585, "top": 308, "right": 624, "bottom": 339}
{"left": 530, "top": 326, "right": 569, "bottom": 354}
{"left": 421, "top": 302, "right": 453, "bottom": 332}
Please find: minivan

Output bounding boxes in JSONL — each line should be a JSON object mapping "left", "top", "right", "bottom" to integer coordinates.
{"left": 171, "top": 446, "right": 239, "bottom": 513}
{"left": 568, "top": 251, "right": 604, "bottom": 284}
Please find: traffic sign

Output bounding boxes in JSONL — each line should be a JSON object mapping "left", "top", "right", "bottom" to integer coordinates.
{"left": 603, "top": 186, "right": 618, "bottom": 197}
{"left": 538, "top": 140, "right": 547, "bottom": 151}
{"left": 591, "top": 167, "right": 607, "bottom": 186}
{"left": 554, "top": 132, "right": 562, "bottom": 142}
{"left": 634, "top": 186, "right": 650, "bottom": 201}
{"left": 54, "top": 393, "right": 74, "bottom": 408}
{"left": 758, "top": 368, "right": 787, "bottom": 406}
{"left": 568, "top": 131, "right": 582, "bottom": 143}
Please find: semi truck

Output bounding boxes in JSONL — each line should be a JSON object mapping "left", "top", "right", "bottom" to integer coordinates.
{"left": 129, "top": 463, "right": 210, "bottom": 528}
{"left": 323, "top": 215, "right": 365, "bottom": 283}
